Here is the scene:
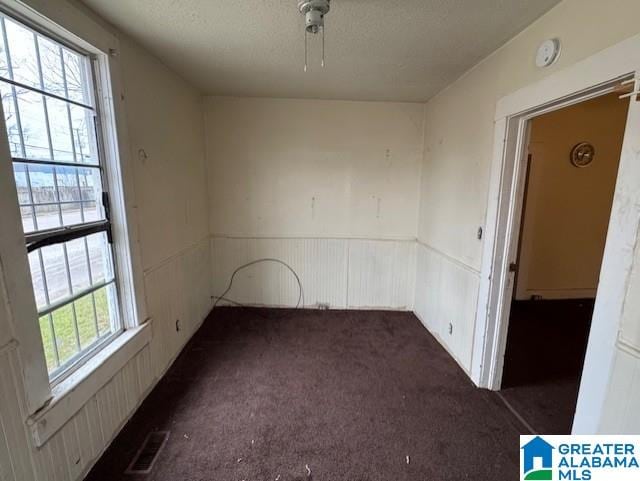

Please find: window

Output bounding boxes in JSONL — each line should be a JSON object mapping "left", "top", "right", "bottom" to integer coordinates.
{"left": 0, "top": 12, "right": 122, "bottom": 383}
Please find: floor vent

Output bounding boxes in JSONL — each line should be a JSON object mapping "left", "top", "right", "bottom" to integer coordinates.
{"left": 125, "top": 431, "right": 169, "bottom": 475}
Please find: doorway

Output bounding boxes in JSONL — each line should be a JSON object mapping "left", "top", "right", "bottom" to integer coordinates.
{"left": 498, "top": 92, "right": 630, "bottom": 433}
{"left": 472, "top": 35, "right": 640, "bottom": 434}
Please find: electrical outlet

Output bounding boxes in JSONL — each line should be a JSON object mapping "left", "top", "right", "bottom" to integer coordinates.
{"left": 317, "top": 303, "right": 330, "bottom": 310}
{"left": 448, "top": 322, "right": 453, "bottom": 335}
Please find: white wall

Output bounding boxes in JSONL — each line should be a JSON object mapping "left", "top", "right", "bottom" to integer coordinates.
{"left": 515, "top": 93, "right": 627, "bottom": 300}
{"left": 119, "top": 36, "right": 212, "bottom": 378}
{"left": 205, "top": 97, "right": 423, "bottom": 309}
{"left": 2, "top": 6, "right": 640, "bottom": 481}
{"left": 419, "top": 0, "right": 640, "bottom": 268}
{"left": 0, "top": 2, "right": 212, "bottom": 480}
{"left": 122, "top": 39, "right": 210, "bottom": 272}
{"left": 414, "top": 0, "right": 640, "bottom": 377}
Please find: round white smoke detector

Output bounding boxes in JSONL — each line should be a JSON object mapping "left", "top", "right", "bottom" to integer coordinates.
{"left": 536, "top": 38, "right": 561, "bottom": 68}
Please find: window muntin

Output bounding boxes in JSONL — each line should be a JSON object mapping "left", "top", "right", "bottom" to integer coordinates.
{"left": 0, "top": 13, "right": 122, "bottom": 381}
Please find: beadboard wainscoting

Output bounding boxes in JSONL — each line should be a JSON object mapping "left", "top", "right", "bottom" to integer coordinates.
{"left": 211, "top": 237, "right": 416, "bottom": 311}
{"left": 413, "top": 241, "right": 480, "bottom": 374}
{"left": 0, "top": 238, "right": 213, "bottom": 481}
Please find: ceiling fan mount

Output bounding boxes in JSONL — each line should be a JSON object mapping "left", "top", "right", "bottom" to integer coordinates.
{"left": 298, "top": 0, "right": 331, "bottom": 34}
{"left": 297, "top": 0, "right": 331, "bottom": 71}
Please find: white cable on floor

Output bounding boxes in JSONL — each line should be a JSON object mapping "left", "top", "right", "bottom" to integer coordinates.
{"left": 212, "top": 258, "right": 305, "bottom": 309}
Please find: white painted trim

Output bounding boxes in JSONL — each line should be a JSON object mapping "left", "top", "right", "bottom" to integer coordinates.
{"left": 470, "top": 118, "right": 507, "bottom": 385}
{"left": 144, "top": 235, "right": 221, "bottom": 276}
{"left": 574, "top": 96, "right": 640, "bottom": 433}
{"left": 486, "top": 117, "right": 531, "bottom": 391}
{"left": 472, "top": 116, "right": 527, "bottom": 389}
{"left": 0, "top": 0, "right": 117, "bottom": 53}
{"left": 211, "top": 233, "right": 418, "bottom": 243}
{"left": 27, "top": 322, "right": 151, "bottom": 447}
{"left": 416, "top": 239, "right": 481, "bottom": 275}
{"left": 94, "top": 48, "right": 148, "bottom": 329}
{"left": 474, "top": 33, "right": 640, "bottom": 434}
{"left": 0, "top": 65, "right": 51, "bottom": 416}
{"left": 0, "top": 0, "right": 148, "bottom": 416}
{"left": 617, "top": 338, "right": 640, "bottom": 359}
{"left": 495, "top": 34, "right": 640, "bottom": 120}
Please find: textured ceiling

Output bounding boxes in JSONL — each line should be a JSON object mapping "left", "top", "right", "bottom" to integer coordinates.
{"left": 81, "top": 0, "right": 561, "bottom": 102}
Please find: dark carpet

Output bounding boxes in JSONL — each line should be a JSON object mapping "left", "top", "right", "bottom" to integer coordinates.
{"left": 501, "top": 299, "right": 594, "bottom": 434}
{"left": 86, "top": 308, "right": 524, "bottom": 481}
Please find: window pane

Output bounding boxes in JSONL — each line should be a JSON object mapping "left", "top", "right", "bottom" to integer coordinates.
{"left": 37, "top": 35, "right": 65, "bottom": 97}
{"left": 0, "top": 82, "right": 22, "bottom": 157}
{"left": 87, "top": 232, "right": 114, "bottom": 283}
{"left": 39, "top": 314, "right": 57, "bottom": 371}
{"left": 12, "top": 162, "right": 30, "bottom": 204}
{"left": 18, "top": 163, "right": 103, "bottom": 228}
{"left": 41, "top": 243, "right": 70, "bottom": 305}
{"left": 69, "top": 104, "right": 97, "bottom": 164}
{"left": 16, "top": 90, "right": 50, "bottom": 160}
{"left": 0, "top": 76, "right": 94, "bottom": 165}
{"left": 34, "top": 204, "right": 61, "bottom": 230}
{"left": 94, "top": 283, "right": 118, "bottom": 336}
{"left": 20, "top": 206, "right": 35, "bottom": 233}
{"left": 28, "top": 250, "right": 47, "bottom": 310}
{"left": 0, "top": 19, "right": 9, "bottom": 78}
{"left": 33, "top": 234, "right": 120, "bottom": 376}
{"left": 67, "top": 237, "right": 91, "bottom": 293}
{"left": 74, "top": 292, "right": 98, "bottom": 348}
{"left": 60, "top": 202, "right": 82, "bottom": 226}
{"left": 62, "top": 49, "right": 88, "bottom": 105}
{"left": 4, "top": 18, "right": 39, "bottom": 89}
{"left": 56, "top": 165, "right": 81, "bottom": 202}
{"left": 47, "top": 97, "right": 75, "bottom": 162}
{"left": 51, "top": 303, "right": 79, "bottom": 365}
{"left": 38, "top": 234, "right": 114, "bottom": 310}
{"left": 83, "top": 200, "right": 100, "bottom": 223}
{"left": 27, "top": 163, "right": 56, "bottom": 204}
{"left": 78, "top": 166, "right": 101, "bottom": 201}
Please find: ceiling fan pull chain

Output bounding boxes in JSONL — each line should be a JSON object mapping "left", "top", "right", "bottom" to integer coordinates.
{"left": 322, "top": 25, "right": 325, "bottom": 68}
{"left": 299, "top": 0, "right": 330, "bottom": 72}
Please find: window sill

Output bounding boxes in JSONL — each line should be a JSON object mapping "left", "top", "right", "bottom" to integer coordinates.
{"left": 27, "top": 322, "right": 152, "bottom": 447}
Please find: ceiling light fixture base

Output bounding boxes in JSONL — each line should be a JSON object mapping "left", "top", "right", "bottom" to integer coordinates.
{"left": 298, "top": 0, "right": 330, "bottom": 34}
{"left": 298, "top": 0, "right": 331, "bottom": 71}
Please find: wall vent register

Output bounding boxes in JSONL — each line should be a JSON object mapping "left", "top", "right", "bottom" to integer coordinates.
{"left": 125, "top": 431, "right": 170, "bottom": 475}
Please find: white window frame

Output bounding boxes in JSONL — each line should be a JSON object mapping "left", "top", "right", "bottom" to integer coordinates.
{"left": 0, "top": 10, "right": 128, "bottom": 384}
{"left": 0, "top": 0, "right": 148, "bottom": 424}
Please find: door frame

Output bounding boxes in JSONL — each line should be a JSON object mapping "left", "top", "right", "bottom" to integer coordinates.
{"left": 471, "top": 33, "right": 640, "bottom": 434}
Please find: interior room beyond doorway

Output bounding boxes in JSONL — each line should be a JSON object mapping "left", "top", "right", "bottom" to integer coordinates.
{"left": 500, "top": 92, "right": 630, "bottom": 434}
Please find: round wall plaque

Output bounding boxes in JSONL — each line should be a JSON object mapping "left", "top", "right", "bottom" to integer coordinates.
{"left": 570, "top": 142, "right": 595, "bottom": 168}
